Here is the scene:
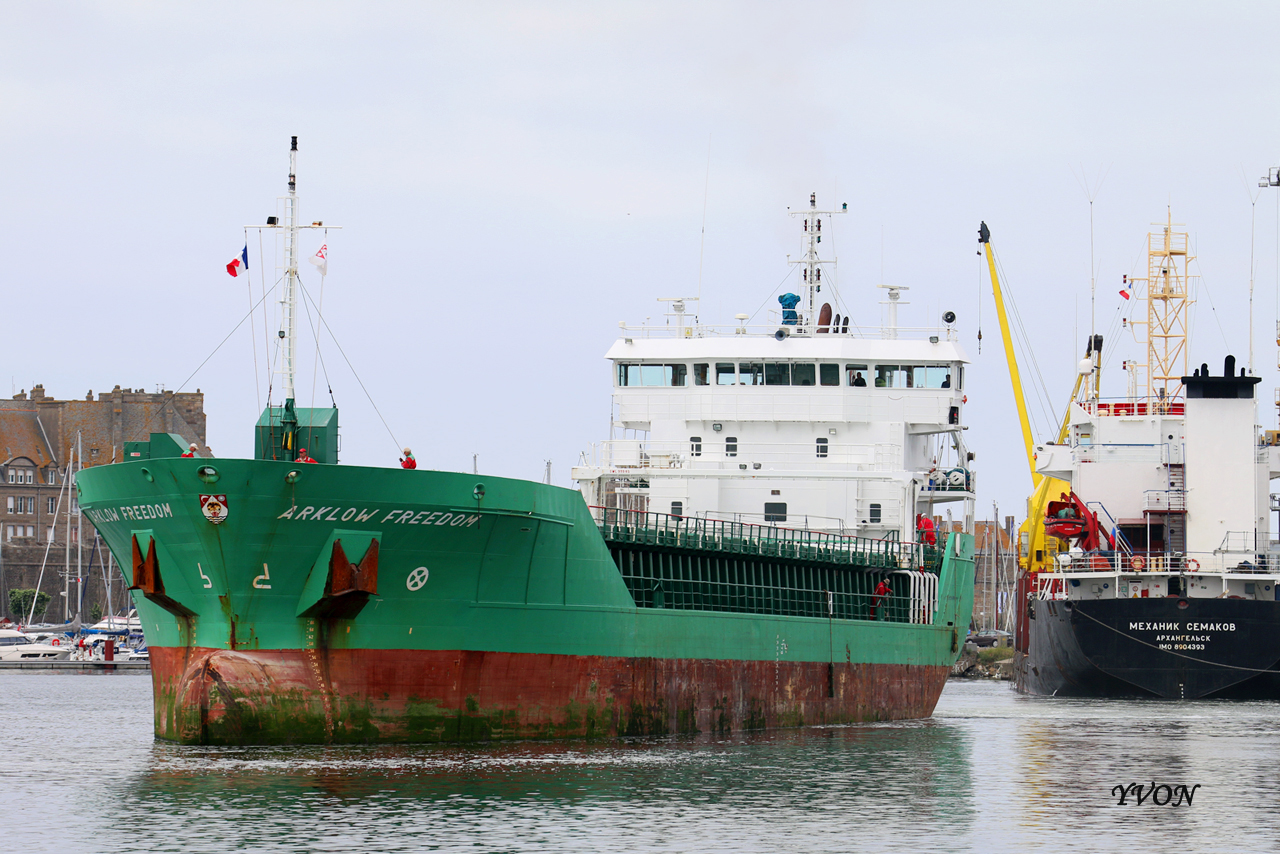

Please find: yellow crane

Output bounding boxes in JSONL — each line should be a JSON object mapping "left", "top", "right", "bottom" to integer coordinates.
{"left": 979, "top": 222, "right": 1077, "bottom": 573}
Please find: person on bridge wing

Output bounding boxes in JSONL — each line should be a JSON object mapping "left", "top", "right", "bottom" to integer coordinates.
{"left": 916, "top": 513, "right": 937, "bottom": 546}
{"left": 296, "top": 448, "right": 317, "bottom": 464}
{"left": 400, "top": 447, "right": 417, "bottom": 469}
{"left": 870, "top": 579, "right": 893, "bottom": 620}
{"left": 181, "top": 443, "right": 198, "bottom": 458}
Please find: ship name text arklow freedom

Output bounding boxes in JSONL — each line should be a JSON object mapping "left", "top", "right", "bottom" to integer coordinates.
{"left": 276, "top": 505, "right": 482, "bottom": 527}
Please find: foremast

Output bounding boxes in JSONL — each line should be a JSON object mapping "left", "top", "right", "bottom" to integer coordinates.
{"left": 280, "top": 137, "right": 300, "bottom": 405}
{"left": 252, "top": 136, "right": 341, "bottom": 462}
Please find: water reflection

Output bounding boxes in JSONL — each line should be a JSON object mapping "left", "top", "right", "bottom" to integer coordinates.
{"left": 117, "top": 724, "right": 973, "bottom": 852}
{"left": 1004, "top": 696, "right": 1280, "bottom": 851}
{"left": 29, "top": 677, "right": 1280, "bottom": 852}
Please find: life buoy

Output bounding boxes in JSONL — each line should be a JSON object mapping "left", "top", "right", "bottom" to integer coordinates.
{"left": 1186, "top": 558, "right": 1200, "bottom": 572}
{"left": 1131, "top": 555, "right": 1146, "bottom": 570}
{"left": 51, "top": 638, "right": 60, "bottom": 646}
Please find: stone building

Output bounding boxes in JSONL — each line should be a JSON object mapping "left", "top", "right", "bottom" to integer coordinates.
{"left": 0, "top": 383, "right": 207, "bottom": 622}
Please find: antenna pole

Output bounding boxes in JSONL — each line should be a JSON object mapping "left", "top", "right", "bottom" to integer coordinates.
{"left": 787, "top": 193, "right": 846, "bottom": 332}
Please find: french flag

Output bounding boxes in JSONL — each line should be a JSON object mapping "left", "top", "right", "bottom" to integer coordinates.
{"left": 226, "top": 245, "right": 249, "bottom": 278}
{"left": 1119, "top": 273, "right": 1132, "bottom": 300}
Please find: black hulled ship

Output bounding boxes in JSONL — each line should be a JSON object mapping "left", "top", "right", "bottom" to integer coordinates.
{"left": 984, "top": 215, "right": 1280, "bottom": 699}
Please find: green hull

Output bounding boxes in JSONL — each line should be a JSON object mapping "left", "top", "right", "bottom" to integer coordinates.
{"left": 77, "top": 456, "right": 974, "bottom": 744}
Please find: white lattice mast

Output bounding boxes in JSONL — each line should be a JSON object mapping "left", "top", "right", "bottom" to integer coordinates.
{"left": 1130, "top": 210, "right": 1194, "bottom": 410}
{"left": 787, "top": 193, "right": 846, "bottom": 331}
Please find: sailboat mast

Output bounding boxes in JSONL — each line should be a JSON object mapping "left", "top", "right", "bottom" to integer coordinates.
{"left": 76, "top": 431, "right": 82, "bottom": 621}
{"left": 281, "top": 136, "right": 300, "bottom": 404}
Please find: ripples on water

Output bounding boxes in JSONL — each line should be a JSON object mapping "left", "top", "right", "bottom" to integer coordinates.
{"left": 2, "top": 674, "right": 1277, "bottom": 852}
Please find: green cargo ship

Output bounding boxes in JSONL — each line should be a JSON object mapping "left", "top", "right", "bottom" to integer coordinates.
{"left": 76, "top": 141, "right": 975, "bottom": 744}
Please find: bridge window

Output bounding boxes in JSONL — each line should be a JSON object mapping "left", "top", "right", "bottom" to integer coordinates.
{"left": 869, "top": 503, "right": 882, "bottom": 523}
{"left": 875, "top": 365, "right": 907, "bottom": 388}
{"left": 739, "top": 363, "right": 764, "bottom": 385}
{"left": 815, "top": 438, "right": 829, "bottom": 458}
{"left": 765, "top": 363, "right": 791, "bottom": 385}
{"left": 693, "top": 364, "right": 710, "bottom": 386}
{"left": 689, "top": 437, "right": 702, "bottom": 456}
{"left": 792, "top": 364, "right": 816, "bottom": 386}
{"left": 907, "top": 365, "right": 953, "bottom": 388}
{"left": 617, "top": 364, "right": 689, "bottom": 387}
{"left": 820, "top": 363, "right": 839, "bottom": 386}
{"left": 725, "top": 437, "right": 737, "bottom": 457}
{"left": 764, "top": 502, "right": 787, "bottom": 522}
{"left": 846, "top": 364, "right": 869, "bottom": 387}
{"left": 716, "top": 363, "right": 736, "bottom": 385}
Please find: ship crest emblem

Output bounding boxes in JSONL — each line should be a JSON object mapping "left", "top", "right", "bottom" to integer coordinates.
{"left": 200, "top": 494, "right": 229, "bottom": 525}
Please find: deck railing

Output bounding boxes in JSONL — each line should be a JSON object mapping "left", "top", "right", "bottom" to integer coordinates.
{"left": 591, "top": 506, "right": 942, "bottom": 573}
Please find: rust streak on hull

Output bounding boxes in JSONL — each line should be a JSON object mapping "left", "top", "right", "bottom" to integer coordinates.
{"left": 151, "top": 647, "right": 950, "bottom": 745}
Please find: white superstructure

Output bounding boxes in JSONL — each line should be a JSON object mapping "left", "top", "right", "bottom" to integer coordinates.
{"left": 1027, "top": 215, "right": 1280, "bottom": 603}
{"left": 573, "top": 195, "right": 975, "bottom": 541}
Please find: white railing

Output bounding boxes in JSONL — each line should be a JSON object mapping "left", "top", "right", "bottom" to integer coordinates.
{"left": 890, "top": 570, "right": 940, "bottom": 624}
{"left": 1047, "top": 550, "right": 1279, "bottom": 575}
{"left": 616, "top": 321, "right": 960, "bottom": 341}
{"left": 1143, "top": 490, "right": 1186, "bottom": 512}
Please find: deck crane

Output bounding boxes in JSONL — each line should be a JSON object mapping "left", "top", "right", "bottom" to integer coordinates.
{"left": 979, "top": 222, "right": 1084, "bottom": 574}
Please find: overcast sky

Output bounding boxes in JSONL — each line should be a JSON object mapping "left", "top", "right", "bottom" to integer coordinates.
{"left": 3, "top": 2, "right": 1280, "bottom": 521}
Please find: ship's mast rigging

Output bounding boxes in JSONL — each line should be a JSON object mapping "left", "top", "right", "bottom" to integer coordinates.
{"left": 787, "top": 193, "right": 846, "bottom": 331}
{"left": 255, "top": 137, "right": 339, "bottom": 409}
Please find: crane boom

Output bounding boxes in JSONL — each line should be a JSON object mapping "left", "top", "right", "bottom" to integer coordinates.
{"left": 979, "top": 222, "right": 1039, "bottom": 487}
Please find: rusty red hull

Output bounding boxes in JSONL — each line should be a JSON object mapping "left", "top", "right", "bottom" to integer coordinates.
{"left": 151, "top": 646, "right": 951, "bottom": 744}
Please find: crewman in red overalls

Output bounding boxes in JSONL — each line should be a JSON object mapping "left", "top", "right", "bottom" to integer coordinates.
{"left": 181, "top": 443, "right": 198, "bottom": 458}
{"left": 400, "top": 447, "right": 417, "bottom": 469}
{"left": 296, "top": 448, "right": 317, "bottom": 464}
{"left": 917, "top": 513, "right": 937, "bottom": 546}
{"left": 870, "top": 579, "right": 893, "bottom": 620}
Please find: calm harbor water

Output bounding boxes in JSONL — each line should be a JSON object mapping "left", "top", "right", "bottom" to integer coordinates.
{"left": 3, "top": 674, "right": 1278, "bottom": 853}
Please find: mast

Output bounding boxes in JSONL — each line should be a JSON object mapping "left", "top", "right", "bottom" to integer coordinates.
{"left": 788, "top": 193, "right": 846, "bottom": 331}
{"left": 76, "top": 431, "right": 82, "bottom": 622}
{"left": 1128, "top": 210, "right": 1194, "bottom": 411}
{"left": 64, "top": 447, "right": 71, "bottom": 622}
{"left": 253, "top": 137, "right": 340, "bottom": 457}
{"left": 281, "top": 136, "right": 300, "bottom": 404}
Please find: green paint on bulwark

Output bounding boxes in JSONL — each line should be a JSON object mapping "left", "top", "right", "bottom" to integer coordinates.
{"left": 78, "top": 455, "right": 975, "bottom": 745}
